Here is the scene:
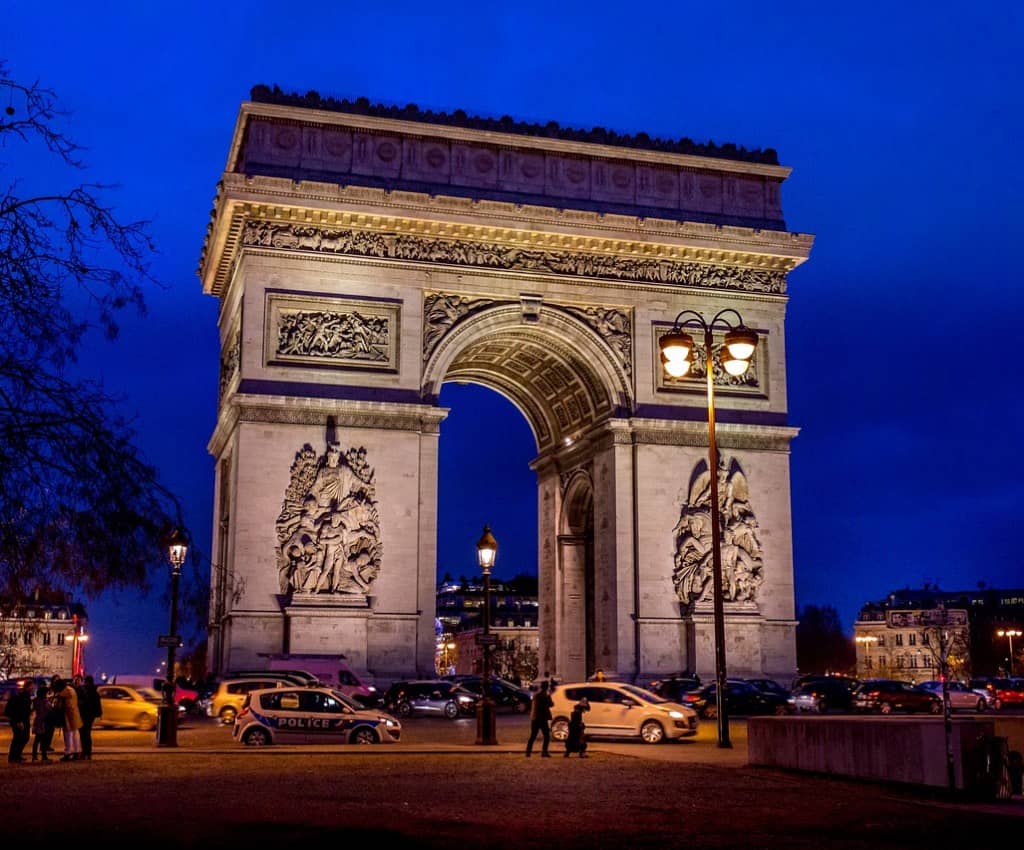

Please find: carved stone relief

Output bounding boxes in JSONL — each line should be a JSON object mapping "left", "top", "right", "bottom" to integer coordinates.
{"left": 275, "top": 433, "right": 381, "bottom": 597}
{"left": 241, "top": 219, "right": 787, "bottom": 294}
{"left": 672, "top": 455, "right": 764, "bottom": 606}
{"left": 422, "top": 292, "right": 494, "bottom": 360}
{"left": 563, "top": 306, "right": 632, "bottom": 376}
{"left": 265, "top": 293, "right": 398, "bottom": 370}
{"left": 218, "top": 330, "right": 240, "bottom": 402}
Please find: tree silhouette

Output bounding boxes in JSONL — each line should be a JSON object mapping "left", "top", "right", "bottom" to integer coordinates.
{"left": 0, "top": 65, "right": 187, "bottom": 605}
{"left": 796, "top": 604, "right": 856, "bottom": 675}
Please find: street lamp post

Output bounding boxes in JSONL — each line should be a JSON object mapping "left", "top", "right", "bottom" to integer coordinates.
{"left": 475, "top": 524, "right": 498, "bottom": 746}
{"left": 659, "top": 309, "right": 759, "bottom": 749}
{"left": 157, "top": 528, "right": 188, "bottom": 747}
{"left": 997, "top": 628, "right": 1022, "bottom": 676}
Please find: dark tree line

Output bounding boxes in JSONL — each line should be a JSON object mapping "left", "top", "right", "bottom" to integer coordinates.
{"left": 0, "top": 64, "right": 196, "bottom": 614}
{"left": 795, "top": 604, "right": 856, "bottom": 676}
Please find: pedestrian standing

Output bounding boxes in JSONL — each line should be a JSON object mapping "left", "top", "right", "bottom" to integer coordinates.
{"left": 78, "top": 675, "right": 102, "bottom": 760}
{"left": 51, "top": 677, "right": 82, "bottom": 761}
{"left": 525, "top": 680, "right": 554, "bottom": 757}
{"left": 5, "top": 679, "right": 34, "bottom": 763}
{"left": 31, "top": 681, "right": 54, "bottom": 762}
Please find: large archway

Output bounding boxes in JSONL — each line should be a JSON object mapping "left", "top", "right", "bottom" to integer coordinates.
{"left": 200, "top": 93, "right": 812, "bottom": 687}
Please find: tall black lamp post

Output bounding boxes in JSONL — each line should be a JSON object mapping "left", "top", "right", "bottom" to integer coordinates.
{"left": 475, "top": 524, "right": 498, "bottom": 746}
{"left": 659, "top": 308, "right": 758, "bottom": 749}
{"left": 157, "top": 528, "right": 188, "bottom": 747}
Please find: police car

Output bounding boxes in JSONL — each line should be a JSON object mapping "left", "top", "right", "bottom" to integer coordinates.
{"left": 232, "top": 685, "right": 401, "bottom": 746}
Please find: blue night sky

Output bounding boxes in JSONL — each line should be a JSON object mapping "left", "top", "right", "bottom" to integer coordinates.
{"left": 5, "top": 2, "right": 1022, "bottom": 676}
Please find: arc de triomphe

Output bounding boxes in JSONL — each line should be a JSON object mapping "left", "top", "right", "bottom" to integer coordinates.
{"left": 199, "top": 90, "right": 813, "bottom": 686}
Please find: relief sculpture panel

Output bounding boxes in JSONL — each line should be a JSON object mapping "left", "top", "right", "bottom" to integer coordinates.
{"left": 672, "top": 455, "right": 764, "bottom": 606}
{"left": 275, "top": 435, "right": 382, "bottom": 596}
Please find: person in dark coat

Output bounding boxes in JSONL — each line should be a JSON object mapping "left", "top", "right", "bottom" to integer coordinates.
{"left": 77, "top": 675, "right": 102, "bottom": 760}
{"left": 5, "top": 679, "right": 34, "bottom": 763}
{"left": 525, "top": 680, "right": 554, "bottom": 757}
{"left": 564, "top": 697, "right": 589, "bottom": 758}
{"left": 31, "top": 681, "right": 54, "bottom": 761}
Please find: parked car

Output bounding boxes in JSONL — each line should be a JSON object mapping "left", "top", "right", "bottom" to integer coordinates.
{"left": 788, "top": 676, "right": 860, "bottom": 713}
{"left": 967, "top": 678, "right": 1005, "bottom": 709}
{"left": 648, "top": 676, "right": 702, "bottom": 702}
{"left": 687, "top": 680, "right": 791, "bottom": 718}
{"left": 853, "top": 679, "right": 941, "bottom": 714}
{"left": 745, "top": 678, "right": 791, "bottom": 700}
{"left": 452, "top": 676, "right": 532, "bottom": 714}
{"left": 985, "top": 678, "right": 1024, "bottom": 707}
{"left": 916, "top": 680, "right": 990, "bottom": 712}
{"left": 549, "top": 681, "right": 699, "bottom": 745}
{"left": 379, "top": 680, "right": 477, "bottom": 719}
{"left": 232, "top": 686, "right": 401, "bottom": 746}
{"left": 95, "top": 684, "right": 161, "bottom": 730}
{"left": 202, "top": 676, "right": 296, "bottom": 724}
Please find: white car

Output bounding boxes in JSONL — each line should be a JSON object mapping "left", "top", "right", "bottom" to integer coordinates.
{"left": 233, "top": 685, "right": 401, "bottom": 746}
{"left": 549, "top": 681, "right": 699, "bottom": 745}
{"left": 916, "top": 680, "right": 993, "bottom": 712}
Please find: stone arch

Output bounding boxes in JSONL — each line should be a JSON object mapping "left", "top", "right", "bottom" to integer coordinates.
{"left": 558, "top": 468, "right": 596, "bottom": 678}
{"left": 422, "top": 302, "right": 632, "bottom": 454}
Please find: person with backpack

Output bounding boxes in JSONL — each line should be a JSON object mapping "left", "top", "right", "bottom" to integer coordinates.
{"left": 31, "top": 680, "right": 55, "bottom": 762}
{"left": 564, "top": 697, "right": 590, "bottom": 758}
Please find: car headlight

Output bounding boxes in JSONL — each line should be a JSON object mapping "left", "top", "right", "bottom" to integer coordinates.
{"left": 457, "top": 696, "right": 473, "bottom": 704}
{"left": 668, "top": 710, "right": 684, "bottom": 719}
{"left": 382, "top": 717, "right": 398, "bottom": 727}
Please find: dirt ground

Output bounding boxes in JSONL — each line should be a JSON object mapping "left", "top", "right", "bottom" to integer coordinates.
{"left": 2, "top": 749, "right": 1017, "bottom": 849}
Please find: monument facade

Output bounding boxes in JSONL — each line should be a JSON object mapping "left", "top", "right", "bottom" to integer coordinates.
{"left": 198, "top": 88, "right": 813, "bottom": 685}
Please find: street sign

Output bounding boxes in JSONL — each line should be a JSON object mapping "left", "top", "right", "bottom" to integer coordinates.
{"left": 476, "top": 633, "right": 498, "bottom": 646}
{"left": 157, "top": 635, "right": 183, "bottom": 648}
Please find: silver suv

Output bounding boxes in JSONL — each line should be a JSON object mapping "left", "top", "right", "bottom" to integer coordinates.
{"left": 202, "top": 677, "right": 294, "bottom": 724}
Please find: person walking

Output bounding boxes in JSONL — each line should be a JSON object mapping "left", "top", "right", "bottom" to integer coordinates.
{"left": 564, "top": 697, "right": 589, "bottom": 758}
{"left": 31, "top": 681, "right": 54, "bottom": 762}
{"left": 77, "top": 675, "right": 102, "bottom": 760}
{"left": 52, "top": 677, "right": 82, "bottom": 761}
{"left": 5, "top": 679, "right": 34, "bottom": 763}
{"left": 525, "top": 680, "right": 554, "bottom": 758}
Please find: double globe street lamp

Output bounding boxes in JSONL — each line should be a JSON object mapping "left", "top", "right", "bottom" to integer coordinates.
{"left": 659, "top": 308, "right": 758, "bottom": 750}
{"left": 475, "top": 524, "right": 499, "bottom": 746}
{"left": 157, "top": 528, "right": 188, "bottom": 747}
{"left": 997, "top": 628, "right": 1022, "bottom": 676}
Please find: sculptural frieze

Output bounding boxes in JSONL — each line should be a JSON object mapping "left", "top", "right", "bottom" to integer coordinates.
{"left": 672, "top": 455, "right": 764, "bottom": 605}
{"left": 275, "top": 436, "right": 382, "bottom": 596}
{"left": 276, "top": 309, "right": 389, "bottom": 362}
{"left": 241, "top": 219, "right": 787, "bottom": 294}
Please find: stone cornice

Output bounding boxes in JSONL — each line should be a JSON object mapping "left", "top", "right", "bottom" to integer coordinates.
{"left": 201, "top": 186, "right": 811, "bottom": 296}
{"left": 207, "top": 394, "right": 446, "bottom": 457}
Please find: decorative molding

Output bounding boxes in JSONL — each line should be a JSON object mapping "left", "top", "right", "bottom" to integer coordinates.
{"left": 239, "top": 219, "right": 787, "bottom": 295}
{"left": 265, "top": 292, "right": 399, "bottom": 371}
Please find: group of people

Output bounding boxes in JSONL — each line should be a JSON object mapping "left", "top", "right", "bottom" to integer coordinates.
{"left": 5, "top": 674, "right": 102, "bottom": 764}
{"left": 525, "top": 674, "right": 590, "bottom": 759}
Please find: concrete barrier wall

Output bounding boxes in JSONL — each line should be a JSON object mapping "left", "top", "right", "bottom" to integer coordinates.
{"left": 747, "top": 716, "right": 995, "bottom": 790}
